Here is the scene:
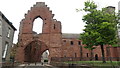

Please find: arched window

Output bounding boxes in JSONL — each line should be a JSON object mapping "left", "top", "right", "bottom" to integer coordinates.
{"left": 32, "top": 17, "right": 43, "bottom": 34}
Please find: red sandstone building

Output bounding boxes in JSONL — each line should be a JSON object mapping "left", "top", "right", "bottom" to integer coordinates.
{"left": 15, "top": 2, "right": 120, "bottom": 63}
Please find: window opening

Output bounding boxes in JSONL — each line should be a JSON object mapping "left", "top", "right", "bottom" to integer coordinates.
{"left": 32, "top": 17, "right": 43, "bottom": 34}
{"left": 86, "top": 53, "right": 89, "bottom": 57}
{"left": 63, "top": 40, "right": 66, "bottom": 42}
{"left": 53, "top": 24, "right": 55, "bottom": 29}
{"left": 2, "top": 42, "right": 9, "bottom": 59}
{"left": 0, "top": 20, "right": 1, "bottom": 28}
{"left": 95, "top": 54, "right": 98, "bottom": 60}
{"left": 70, "top": 41, "right": 74, "bottom": 45}
{"left": 78, "top": 41, "right": 81, "bottom": 45}
{"left": 0, "top": 20, "right": 2, "bottom": 36}
{"left": 7, "top": 28, "right": 11, "bottom": 38}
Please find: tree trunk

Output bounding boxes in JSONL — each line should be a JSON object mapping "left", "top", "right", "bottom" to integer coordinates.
{"left": 90, "top": 50, "right": 93, "bottom": 61}
{"left": 80, "top": 46, "right": 82, "bottom": 61}
{"left": 100, "top": 45, "right": 106, "bottom": 63}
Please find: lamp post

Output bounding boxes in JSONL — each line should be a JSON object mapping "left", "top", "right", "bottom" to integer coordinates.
{"left": 117, "top": 23, "right": 120, "bottom": 46}
{"left": 117, "top": 23, "right": 120, "bottom": 64}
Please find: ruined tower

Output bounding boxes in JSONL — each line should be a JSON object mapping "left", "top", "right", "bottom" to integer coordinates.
{"left": 16, "top": 2, "right": 62, "bottom": 62}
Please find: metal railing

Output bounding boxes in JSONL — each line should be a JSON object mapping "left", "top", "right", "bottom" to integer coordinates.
{"left": 51, "top": 57, "right": 120, "bottom": 62}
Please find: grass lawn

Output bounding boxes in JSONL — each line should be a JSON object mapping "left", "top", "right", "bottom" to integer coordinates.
{"left": 112, "top": 44, "right": 119, "bottom": 47}
{"left": 65, "top": 61, "right": 120, "bottom": 67}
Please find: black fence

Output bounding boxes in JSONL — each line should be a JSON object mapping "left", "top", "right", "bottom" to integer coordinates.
{"left": 51, "top": 57, "right": 120, "bottom": 62}
{"left": 1, "top": 62, "right": 21, "bottom": 68}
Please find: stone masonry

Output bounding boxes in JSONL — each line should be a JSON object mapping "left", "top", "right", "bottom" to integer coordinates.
{"left": 16, "top": 2, "right": 63, "bottom": 62}
{"left": 16, "top": 2, "right": 120, "bottom": 63}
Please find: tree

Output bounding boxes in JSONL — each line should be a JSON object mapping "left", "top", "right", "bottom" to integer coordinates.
{"left": 79, "top": 1, "right": 118, "bottom": 63}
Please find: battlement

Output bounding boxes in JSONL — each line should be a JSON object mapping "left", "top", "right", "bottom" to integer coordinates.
{"left": 23, "top": 2, "right": 55, "bottom": 20}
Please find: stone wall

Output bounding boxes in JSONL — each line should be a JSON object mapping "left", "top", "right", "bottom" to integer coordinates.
{"left": 16, "top": 2, "right": 120, "bottom": 63}
{"left": 16, "top": 2, "right": 62, "bottom": 63}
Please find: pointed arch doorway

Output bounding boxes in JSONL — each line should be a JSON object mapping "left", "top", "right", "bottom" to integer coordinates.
{"left": 95, "top": 54, "right": 98, "bottom": 61}
{"left": 24, "top": 40, "right": 49, "bottom": 63}
{"left": 41, "top": 50, "right": 49, "bottom": 63}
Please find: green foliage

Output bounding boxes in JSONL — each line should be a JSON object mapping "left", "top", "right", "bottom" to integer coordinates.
{"left": 97, "top": 22, "right": 117, "bottom": 44}
{"left": 65, "top": 61, "right": 120, "bottom": 67}
{"left": 83, "top": 1, "right": 97, "bottom": 12}
{"left": 112, "top": 44, "right": 119, "bottom": 47}
{"left": 79, "top": 1, "right": 118, "bottom": 63}
{"left": 80, "top": 1, "right": 118, "bottom": 48}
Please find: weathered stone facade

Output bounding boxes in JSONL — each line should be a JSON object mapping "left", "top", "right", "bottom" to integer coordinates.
{"left": 82, "top": 45, "right": 120, "bottom": 61}
{"left": 16, "top": 2, "right": 63, "bottom": 62}
{"left": 0, "top": 11, "right": 16, "bottom": 64}
{"left": 16, "top": 2, "right": 120, "bottom": 63}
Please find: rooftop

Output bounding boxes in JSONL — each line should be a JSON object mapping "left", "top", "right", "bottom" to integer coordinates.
{"left": 106, "top": 6, "right": 115, "bottom": 9}
{"left": 0, "top": 11, "right": 16, "bottom": 30}
{"left": 62, "top": 33, "right": 80, "bottom": 39}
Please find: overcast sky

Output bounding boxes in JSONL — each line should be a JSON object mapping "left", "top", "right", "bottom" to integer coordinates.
{"left": 0, "top": 0, "right": 120, "bottom": 43}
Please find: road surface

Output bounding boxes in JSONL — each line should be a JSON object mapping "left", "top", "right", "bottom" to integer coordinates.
{"left": 16, "top": 63, "right": 58, "bottom": 68}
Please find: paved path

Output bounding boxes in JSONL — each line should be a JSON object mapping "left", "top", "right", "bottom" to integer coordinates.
{"left": 17, "top": 63, "right": 58, "bottom": 68}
